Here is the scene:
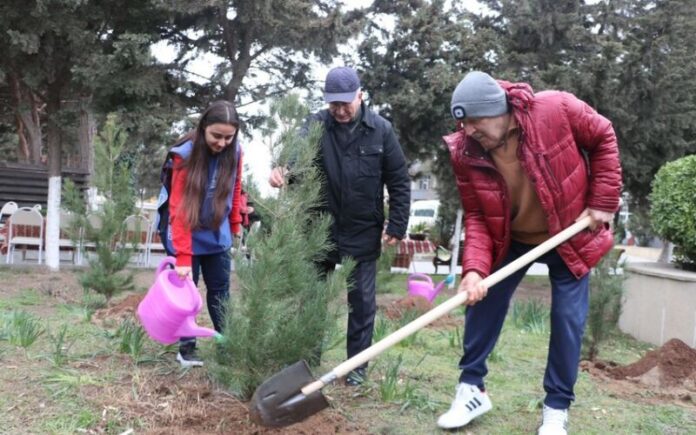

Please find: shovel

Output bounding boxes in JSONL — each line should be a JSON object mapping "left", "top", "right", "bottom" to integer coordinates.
{"left": 249, "top": 216, "right": 592, "bottom": 427}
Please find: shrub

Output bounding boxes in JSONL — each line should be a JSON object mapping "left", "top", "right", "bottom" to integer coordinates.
{"left": 650, "top": 155, "right": 696, "bottom": 270}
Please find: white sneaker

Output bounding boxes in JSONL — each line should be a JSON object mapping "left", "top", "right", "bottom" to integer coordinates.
{"left": 437, "top": 383, "right": 492, "bottom": 429}
{"left": 538, "top": 405, "right": 568, "bottom": 435}
{"left": 176, "top": 351, "right": 204, "bottom": 368}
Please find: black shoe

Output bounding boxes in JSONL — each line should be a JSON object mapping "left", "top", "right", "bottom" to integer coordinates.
{"left": 345, "top": 368, "right": 366, "bottom": 387}
{"left": 177, "top": 343, "right": 203, "bottom": 368}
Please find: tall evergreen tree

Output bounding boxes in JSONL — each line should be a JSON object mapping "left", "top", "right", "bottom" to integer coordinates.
{"left": 598, "top": 0, "right": 696, "bottom": 211}
{"left": 358, "top": 0, "right": 497, "bottom": 242}
{"left": 163, "top": 0, "right": 365, "bottom": 108}
{"left": 0, "top": 0, "right": 181, "bottom": 268}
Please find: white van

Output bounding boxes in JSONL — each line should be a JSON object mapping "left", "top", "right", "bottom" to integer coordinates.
{"left": 407, "top": 200, "right": 440, "bottom": 232}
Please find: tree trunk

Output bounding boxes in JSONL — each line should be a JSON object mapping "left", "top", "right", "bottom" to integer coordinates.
{"left": 9, "top": 73, "right": 43, "bottom": 164}
{"left": 658, "top": 240, "right": 674, "bottom": 264}
{"left": 45, "top": 88, "right": 63, "bottom": 271}
{"left": 78, "top": 98, "right": 95, "bottom": 175}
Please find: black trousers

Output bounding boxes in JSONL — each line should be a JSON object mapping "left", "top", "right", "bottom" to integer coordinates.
{"left": 318, "top": 259, "right": 377, "bottom": 370}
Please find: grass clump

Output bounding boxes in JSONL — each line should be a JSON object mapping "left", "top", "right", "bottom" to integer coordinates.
{"left": 2, "top": 310, "right": 45, "bottom": 349}
{"left": 46, "top": 324, "right": 76, "bottom": 367}
{"left": 115, "top": 318, "right": 146, "bottom": 360}
{"left": 511, "top": 298, "right": 549, "bottom": 334}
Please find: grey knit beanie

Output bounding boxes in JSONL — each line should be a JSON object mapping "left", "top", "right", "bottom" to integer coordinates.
{"left": 450, "top": 71, "right": 508, "bottom": 119}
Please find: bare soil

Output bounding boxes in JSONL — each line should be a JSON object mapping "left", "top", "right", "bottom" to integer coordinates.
{"left": 581, "top": 339, "right": 696, "bottom": 407}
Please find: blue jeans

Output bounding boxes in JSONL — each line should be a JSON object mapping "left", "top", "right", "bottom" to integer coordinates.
{"left": 458, "top": 241, "right": 589, "bottom": 409}
{"left": 180, "top": 250, "right": 231, "bottom": 348}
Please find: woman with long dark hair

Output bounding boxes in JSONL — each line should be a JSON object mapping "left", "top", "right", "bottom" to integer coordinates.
{"left": 166, "top": 100, "right": 243, "bottom": 367}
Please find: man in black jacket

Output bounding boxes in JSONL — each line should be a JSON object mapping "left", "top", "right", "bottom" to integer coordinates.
{"left": 269, "top": 66, "right": 411, "bottom": 385}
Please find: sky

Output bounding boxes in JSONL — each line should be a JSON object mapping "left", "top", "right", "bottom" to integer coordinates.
{"left": 151, "top": 0, "right": 487, "bottom": 198}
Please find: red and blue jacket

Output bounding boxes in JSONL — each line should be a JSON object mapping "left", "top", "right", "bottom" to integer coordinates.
{"left": 165, "top": 140, "right": 243, "bottom": 267}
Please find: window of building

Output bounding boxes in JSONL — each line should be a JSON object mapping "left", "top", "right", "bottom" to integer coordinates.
{"left": 418, "top": 175, "right": 431, "bottom": 190}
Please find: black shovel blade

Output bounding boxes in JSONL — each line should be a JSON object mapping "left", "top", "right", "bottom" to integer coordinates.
{"left": 248, "top": 360, "right": 329, "bottom": 428}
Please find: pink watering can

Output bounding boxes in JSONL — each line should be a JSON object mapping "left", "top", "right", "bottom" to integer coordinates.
{"left": 407, "top": 273, "right": 455, "bottom": 303}
{"left": 137, "top": 257, "right": 222, "bottom": 345}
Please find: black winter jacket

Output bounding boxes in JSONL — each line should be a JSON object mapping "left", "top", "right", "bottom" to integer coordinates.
{"left": 307, "top": 104, "right": 410, "bottom": 262}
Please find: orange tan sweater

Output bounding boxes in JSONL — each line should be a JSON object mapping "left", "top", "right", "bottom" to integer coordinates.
{"left": 490, "top": 130, "right": 550, "bottom": 245}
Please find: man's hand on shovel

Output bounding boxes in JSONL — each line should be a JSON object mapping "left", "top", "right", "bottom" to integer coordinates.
{"left": 458, "top": 271, "right": 487, "bottom": 305}
{"left": 576, "top": 208, "right": 614, "bottom": 231}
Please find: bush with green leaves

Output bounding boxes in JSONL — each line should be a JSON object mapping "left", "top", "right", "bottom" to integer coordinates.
{"left": 212, "top": 96, "right": 354, "bottom": 398}
{"left": 650, "top": 154, "right": 696, "bottom": 270}
{"left": 63, "top": 114, "right": 136, "bottom": 301}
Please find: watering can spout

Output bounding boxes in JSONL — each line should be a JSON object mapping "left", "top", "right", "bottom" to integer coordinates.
{"left": 434, "top": 273, "right": 456, "bottom": 293}
{"left": 407, "top": 273, "right": 456, "bottom": 303}
{"left": 175, "top": 316, "right": 218, "bottom": 340}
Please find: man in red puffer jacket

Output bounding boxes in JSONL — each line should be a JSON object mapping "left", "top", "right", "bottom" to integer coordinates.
{"left": 436, "top": 72, "right": 622, "bottom": 435}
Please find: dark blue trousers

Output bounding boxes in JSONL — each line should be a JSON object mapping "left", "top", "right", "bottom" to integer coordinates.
{"left": 319, "top": 259, "right": 377, "bottom": 370}
{"left": 458, "top": 241, "right": 589, "bottom": 409}
{"left": 180, "top": 250, "right": 231, "bottom": 348}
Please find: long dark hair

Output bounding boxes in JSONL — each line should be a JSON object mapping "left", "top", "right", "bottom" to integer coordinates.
{"left": 175, "top": 100, "right": 240, "bottom": 229}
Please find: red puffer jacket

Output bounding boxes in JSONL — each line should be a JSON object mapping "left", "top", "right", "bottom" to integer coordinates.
{"left": 443, "top": 80, "right": 622, "bottom": 279}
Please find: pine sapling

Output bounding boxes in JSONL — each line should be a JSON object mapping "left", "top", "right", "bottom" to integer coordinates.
{"left": 212, "top": 96, "right": 354, "bottom": 398}
{"left": 582, "top": 254, "right": 625, "bottom": 360}
{"left": 63, "top": 114, "right": 136, "bottom": 302}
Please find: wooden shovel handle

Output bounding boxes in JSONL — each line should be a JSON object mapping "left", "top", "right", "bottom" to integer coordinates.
{"left": 302, "top": 216, "right": 592, "bottom": 395}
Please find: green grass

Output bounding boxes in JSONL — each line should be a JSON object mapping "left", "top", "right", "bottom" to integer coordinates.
{"left": 0, "top": 288, "right": 43, "bottom": 309}
{"left": 0, "top": 269, "right": 694, "bottom": 434}
{"left": 317, "top": 297, "right": 696, "bottom": 434}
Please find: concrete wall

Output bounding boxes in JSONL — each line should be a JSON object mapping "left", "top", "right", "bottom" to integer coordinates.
{"left": 619, "top": 262, "right": 696, "bottom": 347}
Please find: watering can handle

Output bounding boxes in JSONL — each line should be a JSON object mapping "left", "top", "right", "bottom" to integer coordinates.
{"left": 301, "top": 216, "right": 592, "bottom": 395}
{"left": 408, "top": 273, "right": 433, "bottom": 284}
{"left": 156, "top": 256, "right": 177, "bottom": 276}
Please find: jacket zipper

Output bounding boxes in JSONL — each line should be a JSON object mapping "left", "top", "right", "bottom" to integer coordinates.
{"left": 463, "top": 151, "right": 511, "bottom": 270}
{"left": 536, "top": 152, "right": 562, "bottom": 193}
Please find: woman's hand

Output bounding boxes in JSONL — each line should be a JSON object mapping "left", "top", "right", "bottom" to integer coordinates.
{"left": 458, "top": 271, "right": 488, "bottom": 306}
{"left": 175, "top": 266, "right": 192, "bottom": 280}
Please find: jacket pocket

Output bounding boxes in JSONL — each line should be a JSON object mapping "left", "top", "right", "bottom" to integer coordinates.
{"left": 358, "top": 144, "right": 383, "bottom": 177}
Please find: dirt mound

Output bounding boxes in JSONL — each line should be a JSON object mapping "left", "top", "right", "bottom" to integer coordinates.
{"left": 92, "top": 293, "right": 144, "bottom": 326}
{"left": 580, "top": 339, "right": 696, "bottom": 407}
{"left": 380, "top": 295, "right": 461, "bottom": 329}
{"left": 382, "top": 295, "right": 432, "bottom": 320}
{"left": 609, "top": 339, "right": 696, "bottom": 389}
